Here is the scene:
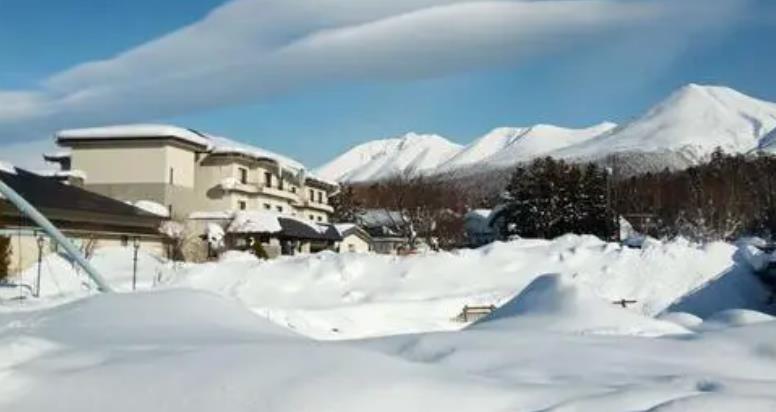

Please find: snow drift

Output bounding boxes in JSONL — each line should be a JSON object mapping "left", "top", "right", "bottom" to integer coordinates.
{"left": 473, "top": 274, "right": 689, "bottom": 336}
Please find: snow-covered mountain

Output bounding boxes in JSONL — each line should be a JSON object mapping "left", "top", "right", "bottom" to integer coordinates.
{"left": 315, "top": 133, "right": 463, "bottom": 182}
{"left": 439, "top": 122, "right": 616, "bottom": 173}
{"left": 550, "top": 84, "right": 776, "bottom": 165}
{"left": 319, "top": 84, "right": 776, "bottom": 183}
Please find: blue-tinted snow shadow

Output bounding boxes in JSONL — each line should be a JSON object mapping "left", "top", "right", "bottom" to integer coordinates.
{"left": 664, "top": 249, "right": 776, "bottom": 318}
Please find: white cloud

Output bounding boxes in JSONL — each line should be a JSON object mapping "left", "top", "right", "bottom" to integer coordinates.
{"left": 0, "top": 0, "right": 753, "bottom": 143}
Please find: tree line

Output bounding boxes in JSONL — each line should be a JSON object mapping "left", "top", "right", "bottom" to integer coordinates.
{"left": 329, "top": 149, "right": 776, "bottom": 248}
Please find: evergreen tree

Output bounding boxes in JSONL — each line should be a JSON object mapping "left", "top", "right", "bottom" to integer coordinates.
{"left": 498, "top": 158, "right": 615, "bottom": 240}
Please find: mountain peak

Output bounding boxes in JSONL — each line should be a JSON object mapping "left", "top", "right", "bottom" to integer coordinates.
{"left": 315, "top": 132, "right": 461, "bottom": 182}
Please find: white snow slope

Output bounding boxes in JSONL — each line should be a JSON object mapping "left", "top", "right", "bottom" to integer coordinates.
{"left": 316, "top": 132, "right": 463, "bottom": 182}
{"left": 439, "top": 122, "right": 616, "bottom": 172}
{"left": 551, "top": 84, "right": 776, "bottom": 163}
{"left": 318, "top": 84, "right": 776, "bottom": 182}
{"left": 2, "top": 235, "right": 776, "bottom": 411}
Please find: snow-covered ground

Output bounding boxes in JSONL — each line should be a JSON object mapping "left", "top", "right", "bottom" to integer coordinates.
{"left": 2, "top": 235, "right": 775, "bottom": 411}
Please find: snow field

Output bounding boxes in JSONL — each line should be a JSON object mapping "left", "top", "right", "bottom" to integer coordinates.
{"left": 1, "top": 235, "right": 775, "bottom": 410}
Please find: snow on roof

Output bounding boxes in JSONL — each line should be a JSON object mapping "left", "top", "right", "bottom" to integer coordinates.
{"left": 227, "top": 211, "right": 284, "bottom": 234}
{"left": 35, "top": 169, "right": 87, "bottom": 180}
{"left": 358, "top": 209, "right": 406, "bottom": 228}
{"left": 0, "top": 161, "right": 17, "bottom": 175}
{"left": 132, "top": 200, "right": 170, "bottom": 218}
{"left": 43, "top": 150, "right": 72, "bottom": 160}
{"left": 465, "top": 209, "right": 492, "bottom": 219}
{"left": 305, "top": 173, "right": 339, "bottom": 189}
{"left": 56, "top": 124, "right": 212, "bottom": 148}
{"left": 207, "top": 135, "right": 304, "bottom": 171}
{"left": 335, "top": 223, "right": 357, "bottom": 234}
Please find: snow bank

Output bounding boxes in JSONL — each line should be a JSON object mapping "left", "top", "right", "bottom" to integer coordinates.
{"left": 0, "top": 290, "right": 525, "bottom": 412}
{"left": 171, "top": 235, "right": 771, "bottom": 339}
{"left": 701, "top": 309, "right": 775, "bottom": 330}
{"left": 472, "top": 274, "right": 689, "bottom": 336}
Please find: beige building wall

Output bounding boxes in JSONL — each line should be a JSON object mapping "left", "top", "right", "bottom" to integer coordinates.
{"left": 71, "top": 143, "right": 169, "bottom": 184}
{"left": 340, "top": 234, "right": 371, "bottom": 253}
{"left": 164, "top": 145, "right": 197, "bottom": 188}
{"left": 66, "top": 141, "right": 336, "bottom": 223}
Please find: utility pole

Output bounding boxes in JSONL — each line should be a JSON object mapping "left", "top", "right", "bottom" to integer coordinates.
{"left": 35, "top": 235, "right": 44, "bottom": 298}
{"left": 132, "top": 237, "right": 140, "bottom": 291}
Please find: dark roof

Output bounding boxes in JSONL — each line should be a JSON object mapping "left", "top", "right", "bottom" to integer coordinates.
{"left": 0, "top": 167, "right": 164, "bottom": 231}
{"left": 277, "top": 218, "right": 342, "bottom": 242}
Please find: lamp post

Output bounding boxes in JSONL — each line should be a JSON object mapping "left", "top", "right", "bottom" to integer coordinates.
{"left": 35, "top": 235, "right": 45, "bottom": 298}
{"left": 132, "top": 237, "right": 140, "bottom": 291}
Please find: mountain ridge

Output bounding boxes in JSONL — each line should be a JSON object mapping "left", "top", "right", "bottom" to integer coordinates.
{"left": 316, "top": 84, "right": 776, "bottom": 183}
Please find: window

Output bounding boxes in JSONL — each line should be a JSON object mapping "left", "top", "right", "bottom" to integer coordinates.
{"left": 264, "top": 203, "right": 271, "bottom": 210}
{"left": 264, "top": 172, "right": 272, "bottom": 187}
{"left": 316, "top": 216, "right": 322, "bottom": 222}
{"left": 169, "top": 168, "right": 175, "bottom": 185}
{"left": 238, "top": 167, "right": 248, "bottom": 184}
{"left": 121, "top": 235, "right": 129, "bottom": 247}
{"left": 238, "top": 201, "right": 247, "bottom": 210}
{"left": 278, "top": 177, "right": 284, "bottom": 190}
{"left": 309, "top": 189, "right": 315, "bottom": 202}
{"left": 309, "top": 215, "right": 314, "bottom": 220}
{"left": 291, "top": 187, "right": 297, "bottom": 194}
{"left": 318, "top": 191, "right": 323, "bottom": 203}
{"left": 276, "top": 206, "right": 283, "bottom": 213}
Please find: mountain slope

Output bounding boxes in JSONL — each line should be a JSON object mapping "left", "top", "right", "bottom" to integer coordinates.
{"left": 318, "top": 84, "right": 776, "bottom": 183}
{"left": 315, "top": 133, "right": 463, "bottom": 182}
{"left": 440, "top": 122, "right": 616, "bottom": 173}
{"left": 551, "top": 84, "right": 776, "bottom": 164}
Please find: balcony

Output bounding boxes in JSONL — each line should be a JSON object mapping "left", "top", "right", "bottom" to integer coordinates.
{"left": 302, "top": 200, "right": 334, "bottom": 213}
{"left": 259, "top": 185, "right": 300, "bottom": 202}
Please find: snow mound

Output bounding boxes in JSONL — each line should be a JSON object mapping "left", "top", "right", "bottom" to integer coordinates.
{"left": 473, "top": 274, "right": 690, "bottom": 336}
{"left": 644, "top": 393, "right": 776, "bottom": 412}
{"left": 702, "top": 309, "right": 775, "bottom": 330}
{"left": 27, "top": 289, "right": 296, "bottom": 345}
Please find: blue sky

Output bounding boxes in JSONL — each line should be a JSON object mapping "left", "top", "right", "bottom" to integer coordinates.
{"left": 1, "top": 0, "right": 775, "bottom": 168}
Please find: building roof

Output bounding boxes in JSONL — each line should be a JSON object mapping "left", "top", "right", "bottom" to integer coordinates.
{"left": 56, "top": 124, "right": 212, "bottom": 149}
{"left": 223, "top": 211, "right": 342, "bottom": 241}
{"left": 206, "top": 135, "right": 305, "bottom": 171}
{"left": 335, "top": 223, "right": 372, "bottom": 241}
{"left": 0, "top": 167, "right": 164, "bottom": 233}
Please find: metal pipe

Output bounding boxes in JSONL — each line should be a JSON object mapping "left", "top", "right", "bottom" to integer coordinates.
{"left": 0, "top": 178, "right": 113, "bottom": 292}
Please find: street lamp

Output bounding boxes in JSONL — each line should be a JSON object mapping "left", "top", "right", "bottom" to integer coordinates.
{"left": 35, "top": 235, "right": 45, "bottom": 298}
{"left": 132, "top": 237, "right": 140, "bottom": 291}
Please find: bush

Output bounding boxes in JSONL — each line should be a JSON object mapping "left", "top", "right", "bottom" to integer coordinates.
{"left": 0, "top": 236, "right": 11, "bottom": 282}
